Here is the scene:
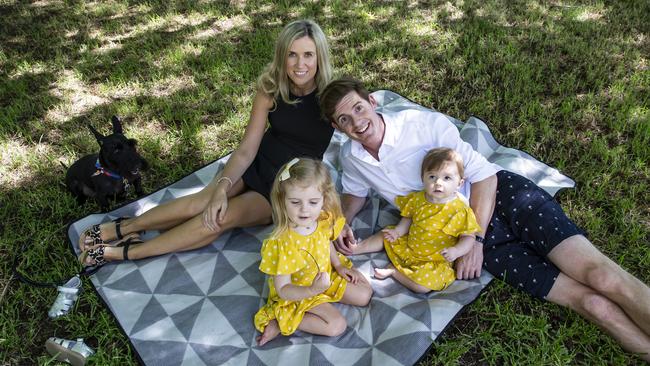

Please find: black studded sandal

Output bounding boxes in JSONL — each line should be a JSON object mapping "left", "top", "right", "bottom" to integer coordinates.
{"left": 79, "top": 236, "right": 143, "bottom": 276}
{"left": 78, "top": 217, "right": 129, "bottom": 251}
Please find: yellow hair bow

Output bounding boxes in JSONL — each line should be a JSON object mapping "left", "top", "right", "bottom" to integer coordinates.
{"left": 278, "top": 158, "right": 300, "bottom": 182}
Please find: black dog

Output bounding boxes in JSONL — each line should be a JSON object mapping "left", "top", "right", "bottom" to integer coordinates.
{"left": 65, "top": 116, "right": 148, "bottom": 211}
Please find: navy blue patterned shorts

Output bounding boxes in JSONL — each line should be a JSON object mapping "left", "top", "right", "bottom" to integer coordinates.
{"left": 483, "top": 170, "right": 585, "bottom": 300}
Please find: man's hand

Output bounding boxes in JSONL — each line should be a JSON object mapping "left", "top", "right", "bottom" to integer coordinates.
{"left": 455, "top": 241, "right": 483, "bottom": 279}
{"left": 334, "top": 224, "right": 356, "bottom": 255}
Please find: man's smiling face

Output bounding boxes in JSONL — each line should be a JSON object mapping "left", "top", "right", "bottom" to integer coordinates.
{"left": 331, "top": 91, "right": 385, "bottom": 152}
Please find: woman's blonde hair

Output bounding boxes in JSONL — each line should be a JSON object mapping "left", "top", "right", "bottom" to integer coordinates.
{"left": 257, "top": 19, "right": 333, "bottom": 106}
{"left": 269, "top": 158, "right": 342, "bottom": 238}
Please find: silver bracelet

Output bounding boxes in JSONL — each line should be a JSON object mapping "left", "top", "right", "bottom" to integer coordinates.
{"left": 216, "top": 176, "right": 233, "bottom": 190}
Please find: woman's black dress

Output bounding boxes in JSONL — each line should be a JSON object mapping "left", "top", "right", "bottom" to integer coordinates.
{"left": 241, "top": 89, "right": 334, "bottom": 200}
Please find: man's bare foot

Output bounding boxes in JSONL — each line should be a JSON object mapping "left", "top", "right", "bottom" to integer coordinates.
{"left": 257, "top": 320, "right": 281, "bottom": 346}
{"left": 373, "top": 266, "right": 395, "bottom": 280}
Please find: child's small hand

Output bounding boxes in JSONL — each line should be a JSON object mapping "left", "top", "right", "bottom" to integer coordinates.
{"left": 441, "top": 247, "right": 461, "bottom": 262}
{"left": 311, "top": 272, "right": 330, "bottom": 294}
{"left": 382, "top": 228, "right": 401, "bottom": 242}
{"left": 335, "top": 266, "right": 361, "bottom": 284}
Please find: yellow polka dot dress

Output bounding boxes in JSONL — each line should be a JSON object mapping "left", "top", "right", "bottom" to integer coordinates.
{"left": 384, "top": 191, "right": 481, "bottom": 291}
{"left": 254, "top": 212, "right": 352, "bottom": 336}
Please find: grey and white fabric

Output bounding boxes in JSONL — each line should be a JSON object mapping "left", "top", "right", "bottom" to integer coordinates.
{"left": 67, "top": 90, "right": 574, "bottom": 365}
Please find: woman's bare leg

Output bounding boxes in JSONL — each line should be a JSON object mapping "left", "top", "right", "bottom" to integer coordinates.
{"left": 98, "top": 188, "right": 271, "bottom": 261}
{"left": 79, "top": 178, "right": 245, "bottom": 248}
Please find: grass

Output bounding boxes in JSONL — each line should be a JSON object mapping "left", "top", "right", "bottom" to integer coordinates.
{"left": 1, "top": 0, "right": 648, "bottom": 364}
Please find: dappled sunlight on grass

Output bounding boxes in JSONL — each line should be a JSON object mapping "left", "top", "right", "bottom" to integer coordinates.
{"left": 29, "top": 0, "right": 63, "bottom": 8}
{"left": 0, "top": 139, "right": 57, "bottom": 190}
{"left": 45, "top": 69, "right": 110, "bottom": 124}
{"left": 8, "top": 61, "right": 48, "bottom": 80}
{"left": 102, "top": 74, "right": 198, "bottom": 100}
{"left": 573, "top": 5, "right": 606, "bottom": 22}
{"left": 189, "top": 15, "right": 251, "bottom": 40}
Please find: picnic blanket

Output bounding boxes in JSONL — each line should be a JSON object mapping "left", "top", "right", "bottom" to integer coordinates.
{"left": 67, "top": 90, "right": 574, "bottom": 365}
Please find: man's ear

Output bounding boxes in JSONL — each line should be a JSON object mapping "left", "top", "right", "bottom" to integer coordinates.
{"left": 331, "top": 122, "right": 340, "bottom": 131}
{"left": 369, "top": 94, "right": 378, "bottom": 108}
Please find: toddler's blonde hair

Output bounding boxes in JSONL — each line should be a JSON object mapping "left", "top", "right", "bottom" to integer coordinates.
{"left": 269, "top": 158, "right": 342, "bottom": 238}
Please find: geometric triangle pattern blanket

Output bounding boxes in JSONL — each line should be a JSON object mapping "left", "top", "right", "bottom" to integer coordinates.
{"left": 67, "top": 90, "right": 574, "bottom": 366}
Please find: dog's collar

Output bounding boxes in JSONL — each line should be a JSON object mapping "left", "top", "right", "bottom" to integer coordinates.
{"left": 93, "top": 159, "right": 131, "bottom": 189}
{"left": 93, "top": 159, "right": 123, "bottom": 179}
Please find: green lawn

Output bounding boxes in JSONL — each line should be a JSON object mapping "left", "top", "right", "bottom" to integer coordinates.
{"left": 1, "top": 1, "right": 648, "bottom": 365}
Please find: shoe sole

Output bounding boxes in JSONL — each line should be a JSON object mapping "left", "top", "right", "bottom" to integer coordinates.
{"left": 45, "top": 339, "right": 87, "bottom": 366}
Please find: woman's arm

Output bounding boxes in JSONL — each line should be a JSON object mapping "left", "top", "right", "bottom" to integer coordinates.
{"left": 203, "top": 91, "right": 273, "bottom": 230}
{"left": 455, "top": 174, "right": 497, "bottom": 279}
{"left": 274, "top": 273, "right": 330, "bottom": 301}
{"left": 214, "top": 91, "right": 273, "bottom": 192}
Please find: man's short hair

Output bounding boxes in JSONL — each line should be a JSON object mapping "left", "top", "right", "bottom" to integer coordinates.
{"left": 319, "top": 77, "right": 371, "bottom": 124}
{"left": 421, "top": 148, "right": 465, "bottom": 178}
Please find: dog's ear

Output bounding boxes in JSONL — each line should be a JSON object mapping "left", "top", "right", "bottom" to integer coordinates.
{"left": 88, "top": 124, "right": 104, "bottom": 145}
{"left": 127, "top": 138, "right": 137, "bottom": 146}
{"left": 111, "top": 115, "right": 123, "bottom": 135}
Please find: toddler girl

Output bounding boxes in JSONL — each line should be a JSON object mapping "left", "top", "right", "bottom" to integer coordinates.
{"left": 353, "top": 148, "right": 481, "bottom": 293}
{"left": 254, "top": 158, "right": 372, "bottom": 345}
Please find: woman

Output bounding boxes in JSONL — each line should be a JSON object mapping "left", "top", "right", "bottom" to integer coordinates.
{"left": 79, "top": 19, "right": 335, "bottom": 268}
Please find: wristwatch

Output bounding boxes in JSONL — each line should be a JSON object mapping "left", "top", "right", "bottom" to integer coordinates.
{"left": 475, "top": 235, "right": 485, "bottom": 243}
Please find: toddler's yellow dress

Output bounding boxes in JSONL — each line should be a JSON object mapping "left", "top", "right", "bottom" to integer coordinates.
{"left": 254, "top": 212, "right": 353, "bottom": 335}
{"left": 384, "top": 191, "right": 481, "bottom": 290}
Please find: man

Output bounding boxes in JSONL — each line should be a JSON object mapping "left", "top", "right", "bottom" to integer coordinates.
{"left": 319, "top": 77, "right": 650, "bottom": 361}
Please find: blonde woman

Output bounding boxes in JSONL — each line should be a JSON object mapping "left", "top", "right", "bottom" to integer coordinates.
{"left": 78, "top": 20, "right": 336, "bottom": 269}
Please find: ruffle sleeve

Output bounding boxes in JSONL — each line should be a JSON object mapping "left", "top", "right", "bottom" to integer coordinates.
{"left": 329, "top": 216, "right": 346, "bottom": 241}
{"left": 259, "top": 236, "right": 308, "bottom": 275}
{"left": 442, "top": 207, "right": 482, "bottom": 238}
{"left": 394, "top": 191, "right": 419, "bottom": 218}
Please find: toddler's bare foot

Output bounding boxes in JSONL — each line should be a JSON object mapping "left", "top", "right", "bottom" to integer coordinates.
{"left": 257, "top": 319, "right": 280, "bottom": 346}
{"left": 373, "top": 266, "right": 395, "bottom": 280}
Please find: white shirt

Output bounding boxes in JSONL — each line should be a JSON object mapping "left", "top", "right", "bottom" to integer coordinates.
{"left": 340, "top": 108, "right": 500, "bottom": 206}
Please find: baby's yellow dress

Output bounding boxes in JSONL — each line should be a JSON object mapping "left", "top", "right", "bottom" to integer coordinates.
{"left": 384, "top": 191, "right": 481, "bottom": 290}
{"left": 254, "top": 212, "right": 353, "bottom": 335}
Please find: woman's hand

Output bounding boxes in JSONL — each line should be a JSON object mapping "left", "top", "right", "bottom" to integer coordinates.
{"left": 203, "top": 187, "right": 228, "bottom": 231}
{"left": 310, "top": 272, "right": 330, "bottom": 295}
{"left": 335, "top": 265, "right": 361, "bottom": 284}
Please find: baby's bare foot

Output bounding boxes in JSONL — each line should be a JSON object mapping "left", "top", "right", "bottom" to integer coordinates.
{"left": 373, "top": 267, "right": 395, "bottom": 280}
{"left": 257, "top": 319, "right": 280, "bottom": 346}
